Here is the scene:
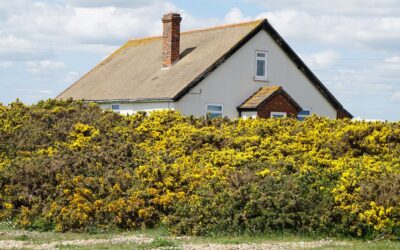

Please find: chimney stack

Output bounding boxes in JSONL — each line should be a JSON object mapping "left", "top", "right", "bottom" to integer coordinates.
{"left": 162, "top": 13, "right": 182, "bottom": 68}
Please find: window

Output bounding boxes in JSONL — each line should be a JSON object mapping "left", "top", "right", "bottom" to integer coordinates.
{"left": 111, "top": 104, "right": 120, "bottom": 113}
{"left": 298, "top": 109, "right": 311, "bottom": 121}
{"left": 255, "top": 51, "right": 268, "bottom": 81}
{"left": 241, "top": 111, "right": 257, "bottom": 120}
{"left": 271, "top": 112, "right": 287, "bottom": 118}
{"left": 206, "top": 104, "right": 223, "bottom": 118}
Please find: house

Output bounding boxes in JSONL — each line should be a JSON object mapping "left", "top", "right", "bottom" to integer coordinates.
{"left": 57, "top": 13, "right": 352, "bottom": 119}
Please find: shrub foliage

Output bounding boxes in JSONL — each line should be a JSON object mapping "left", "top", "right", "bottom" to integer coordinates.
{"left": 0, "top": 100, "right": 399, "bottom": 238}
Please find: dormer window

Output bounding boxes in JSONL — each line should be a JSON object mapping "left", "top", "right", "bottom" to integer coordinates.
{"left": 255, "top": 51, "right": 268, "bottom": 81}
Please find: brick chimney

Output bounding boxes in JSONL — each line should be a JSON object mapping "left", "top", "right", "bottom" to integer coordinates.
{"left": 162, "top": 13, "right": 182, "bottom": 68}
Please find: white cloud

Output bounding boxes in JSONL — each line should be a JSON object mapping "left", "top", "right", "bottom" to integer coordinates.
{"left": 255, "top": 10, "right": 400, "bottom": 51}
{"left": 316, "top": 54, "right": 400, "bottom": 104}
{"left": 326, "top": 68, "right": 394, "bottom": 97}
{"left": 223, "top": 7, "right": 251, "bottom": 24}
{"left": 391, "top": 92, "right": 400, "bottom": 102}
{"left": 0, "top": 0, "right": 179, "bottom": 56}
{"left": 245, "top": 0, "right": 400, "bottom": 16}
{"left": 301, "top": 51, "right": 340, "bottom": 70}
{"left": 64, "top": 4, "right": 179, "bottom": 44}
{"left": 0, "top": 61, "right": 15, "bottom": 69}
{"left": 380, "top": 56, "right": 400, "bottom": 71}
{"left": 0, "top": 33, "right": 49, "bottom": 61}
{"left": 0, "top": 0, "right": 397, "bottom": 55}
{"left": 26, "top": 60, "right": 66, "bottom": 75}
{"left": 66, "top": 0, "right": 159, "bottom": 8}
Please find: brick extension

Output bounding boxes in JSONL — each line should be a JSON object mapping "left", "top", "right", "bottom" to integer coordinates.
{"left": 238, "top": 86, "right": 301, "bottom": 119}
{"left": 257, "top": 93, "right": 299, "bottom": 118}
{"left": 162, "top": 13, "right": 182, "bottom": 68}
{"left": 337, "top": 109, "right": 352, "bottom": 119}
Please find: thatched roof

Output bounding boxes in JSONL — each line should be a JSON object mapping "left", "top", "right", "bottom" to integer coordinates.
{"left": 57, "top": 20, "right": 263, "bottom": 101}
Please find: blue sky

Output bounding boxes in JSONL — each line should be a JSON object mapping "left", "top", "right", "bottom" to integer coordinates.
{"left": 0, "top": 0, "right": 399, "bottom": 120}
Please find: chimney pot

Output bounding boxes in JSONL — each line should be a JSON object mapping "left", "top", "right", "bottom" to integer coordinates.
{"left": 162, "top": 13, "right": 182, "bottom": 68}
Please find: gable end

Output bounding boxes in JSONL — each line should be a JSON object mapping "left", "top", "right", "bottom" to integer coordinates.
{"left": 262, "top": 21, "right": 352, "bottom": 118}
{"left": 172, "top": 20, "right": 266, "bottom": 101}
{"left": 173, "top": 19, "right": 352, "bottom": 118}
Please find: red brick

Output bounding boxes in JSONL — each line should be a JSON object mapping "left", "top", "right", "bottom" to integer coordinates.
{"left": 162, "top": 13, "right": 182, "bottom": 68}
{"left": 257, "top": 94, "right": 299, "bottom": 118}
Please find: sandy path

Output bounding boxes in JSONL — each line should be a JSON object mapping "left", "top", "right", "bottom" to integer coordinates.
{"left": 0, "top": 233, "right": 349, "bottom": 250}
{"left": 0, "top": 235, "right": 153, "bottom": 249}
{"left": 183, "top": 240, "right": 349, "bottom": 249}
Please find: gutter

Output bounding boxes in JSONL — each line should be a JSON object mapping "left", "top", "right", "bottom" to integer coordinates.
{"left": 84, "top": 98, "right": 174, "bottom": 104}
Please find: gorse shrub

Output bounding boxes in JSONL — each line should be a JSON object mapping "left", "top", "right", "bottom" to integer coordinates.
{"left": 0, "top": 100, "right": 399, "bottom": 238}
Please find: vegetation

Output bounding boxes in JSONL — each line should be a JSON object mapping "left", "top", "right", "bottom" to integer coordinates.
{"left": 0, "top": 100, "right": 399, "bottom": 240}
{"left": 0, "top": 222, "right": 399, "bottom": 249}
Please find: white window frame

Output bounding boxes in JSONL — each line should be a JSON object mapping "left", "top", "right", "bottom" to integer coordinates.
{"left": 271, "top": 112, "right": 287, "bottom": 118}
{"left": 254, "top": 50, "right": 268, "bottom": 81}
{"left": 206, "top": 104, "right": 223, "bottom": 118}
{"left": 297, "top": 108, "right": 312, "bottom": 121}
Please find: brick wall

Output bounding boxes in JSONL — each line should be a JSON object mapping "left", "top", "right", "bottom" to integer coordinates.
{"left": 162, "top": 13, "right": 182, "bottom": 68}
{"left": 257, "top": 94, "right": 299, "bottom": 118}
{"left": 337, "top": 109, "right": 351, "bottom": 119}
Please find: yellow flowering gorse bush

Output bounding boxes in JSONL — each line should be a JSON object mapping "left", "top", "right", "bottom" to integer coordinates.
{"left": 0, "top": 99, "right": 399, "bottom": 238}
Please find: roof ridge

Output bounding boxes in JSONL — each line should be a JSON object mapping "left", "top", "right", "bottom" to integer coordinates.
{"left": 181, "top": 19, "right": 265, "bottom": 35}
{"left": 124, "top": 19, "right": 266, "bottom": 44}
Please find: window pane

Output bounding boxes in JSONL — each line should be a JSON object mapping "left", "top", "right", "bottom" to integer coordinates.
{"left": 207, "top": 105, "right": 222, "bottom": 112}
{"left": 271, "top": 112, "right": 286, "bottom": 118}
{"left": 256, "top": 60, "right": 265, "bottom": 76}
{"left": 256, "top": 52, "right": 266, "bottom": 58}
{"left": 298, "top": 110, "right": 311, "bottom": 116}
{"left": 297, "top": 116, "right": 306, "bottom": 121}
{"left": 112, "top": 104, "right": 120, "bottom": 110}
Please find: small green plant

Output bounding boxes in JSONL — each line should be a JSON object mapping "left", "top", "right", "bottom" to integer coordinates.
{"left": 30, "top": 218, "right": 53, "bottom": 232}
{"left": 139, "top": 238, "right": 178, "bottom": 249}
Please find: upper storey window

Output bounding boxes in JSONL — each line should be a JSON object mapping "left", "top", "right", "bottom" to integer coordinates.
{"left": 255, "top": 51, "right": 268, "bottom": 81}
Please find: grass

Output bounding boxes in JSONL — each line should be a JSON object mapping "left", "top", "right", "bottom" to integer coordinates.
{"left": 0, "top": 222, "right": 399, "bottom": 249}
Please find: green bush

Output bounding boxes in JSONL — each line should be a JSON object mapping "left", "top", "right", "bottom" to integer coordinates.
{"left": 0, "top": 99, "right": 399, "bottom": 239}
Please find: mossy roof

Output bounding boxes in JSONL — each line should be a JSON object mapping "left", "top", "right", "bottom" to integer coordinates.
{"left": 57, "top": 20, "right": 263, "bottom": 101}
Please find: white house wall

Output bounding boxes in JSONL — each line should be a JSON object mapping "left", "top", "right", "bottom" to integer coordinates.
{"left": 175, "top": 30, "right": 337, "bottom": 119}
{"left": 99, "top": 101, "right": 175, "bottom": 115}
